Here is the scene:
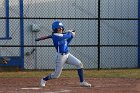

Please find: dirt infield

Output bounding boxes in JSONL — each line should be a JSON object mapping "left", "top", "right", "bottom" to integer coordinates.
{"left": 0, "top": 77, "right": 140, "bottom": 93}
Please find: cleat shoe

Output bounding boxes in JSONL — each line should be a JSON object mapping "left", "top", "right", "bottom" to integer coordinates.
{"left": 80, "top": 81, "right": 91, "bottom": 87}
{"left": 40, "top": 78, "right": 46, "bottom": 87}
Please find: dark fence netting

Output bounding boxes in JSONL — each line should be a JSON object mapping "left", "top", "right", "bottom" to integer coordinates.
{"left": 0, "top": 0, "right": 139, "bottom": 70}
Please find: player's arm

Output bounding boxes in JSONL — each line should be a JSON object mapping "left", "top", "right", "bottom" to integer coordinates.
{"left": 35, "top": 35, "right": 52, "bottom": 41}
{"left": 62, "top": 32, "right": 72, "bottom": 38}
{"left": 54, "top": 30, "right": 75, "bottom": 41}
{"left": 67, "top": 31, "right": 75, "bottom": 44}
{"left": 62, "top": 30, "right": 75, "bottom": 39}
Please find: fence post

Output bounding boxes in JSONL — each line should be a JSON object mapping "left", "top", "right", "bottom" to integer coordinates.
{"left": 6, "top": 0, "right": 9, "bottom": 38}
{"left": 138, "top": 0, "right": 140, "bottom": 68}
{"left": 98, "top": 0, "right": 101, "bottom": 70}
{"left": 19, "top": 0, "right": 24, "bottom": 69}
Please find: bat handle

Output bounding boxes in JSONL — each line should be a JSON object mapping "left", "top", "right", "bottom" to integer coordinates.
{"left": 72, "top": 30, "right": 75, "bottom": 32}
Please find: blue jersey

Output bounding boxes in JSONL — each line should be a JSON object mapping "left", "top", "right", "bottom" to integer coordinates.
{"left": 52, "top": 32, "right": 73, "bottom": 53}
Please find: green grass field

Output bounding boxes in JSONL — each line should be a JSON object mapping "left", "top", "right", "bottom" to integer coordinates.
{"left": 0, "top": 69, "right": 140, "bottom": 78}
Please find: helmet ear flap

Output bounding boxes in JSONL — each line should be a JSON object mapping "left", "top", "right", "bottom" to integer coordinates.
{"left": 53, "top": 28, "right": 58, "bottom": 33}
{"left": 62, "top": 27, "right": 64, "bottom": 32}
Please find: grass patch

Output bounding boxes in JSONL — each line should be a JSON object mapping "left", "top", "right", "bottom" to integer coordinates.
{"left": 87, "top": 69, "right": 140, "bottom": 78}
{"left": 0, "top": 69, "right": 140, "bottom": 78}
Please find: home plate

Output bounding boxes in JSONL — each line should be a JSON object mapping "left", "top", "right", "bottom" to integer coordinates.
{"left": 21, "top": 87, "right": 41, "bottom": 90}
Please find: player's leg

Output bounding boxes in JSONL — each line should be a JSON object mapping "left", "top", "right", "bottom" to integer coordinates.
{"left": 67, "top": 53, "right": 91, "bottom": 87}
{"left": 40, "top": 54, "right": 68, "bottom": 87}
{"left": 66, "top": 53, "right": 84, "bottom": 82}
{"left": 42, "top": 61, "right": 64, "bottom": 80}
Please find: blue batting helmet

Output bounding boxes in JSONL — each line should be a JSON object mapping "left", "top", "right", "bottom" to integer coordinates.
{"left": 52, "top": 21, "right": 64, "bottom": 33}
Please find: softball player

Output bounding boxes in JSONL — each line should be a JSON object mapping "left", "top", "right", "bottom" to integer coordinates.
{"left": 36, "top": 21, "right": 91, "bottom": 87}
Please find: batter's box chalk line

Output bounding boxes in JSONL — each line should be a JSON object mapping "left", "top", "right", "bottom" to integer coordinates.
{"left": 44, "top": 89, "right": 72, "bottom": 93}
{"left": 21, "top": 87, "right": 71, "bottom": 93}
{"left": 21, "top": 87, "right": 41, "bottom": 90}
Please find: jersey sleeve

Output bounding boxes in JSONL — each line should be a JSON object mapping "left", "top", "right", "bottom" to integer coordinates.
{"left": 53, "top": 32, "right": 73, "bottom": 42}
{"left": 62, "top": 32, "right": 73, "bottom": 39}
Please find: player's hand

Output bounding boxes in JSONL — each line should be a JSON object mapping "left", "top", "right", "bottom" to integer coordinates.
{"left": 71, "top": 31, "right": 75, "bottom": 37}
{"left": 67, "top": 30, "right": 75, "bottom": 37}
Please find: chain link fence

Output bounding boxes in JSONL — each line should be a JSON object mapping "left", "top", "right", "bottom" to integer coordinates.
{"left": 0, "top": 0, "right": 139, "bottom": 70}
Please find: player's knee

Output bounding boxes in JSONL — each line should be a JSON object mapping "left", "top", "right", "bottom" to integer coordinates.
{"left": 54, "top": 75, "right": 60, "bottom": 79}
{"left": 77, "top": 63, "right": 83, "bottom": 69}
{"left": 80, "top": 63, "right": 83, "bottom": 68}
